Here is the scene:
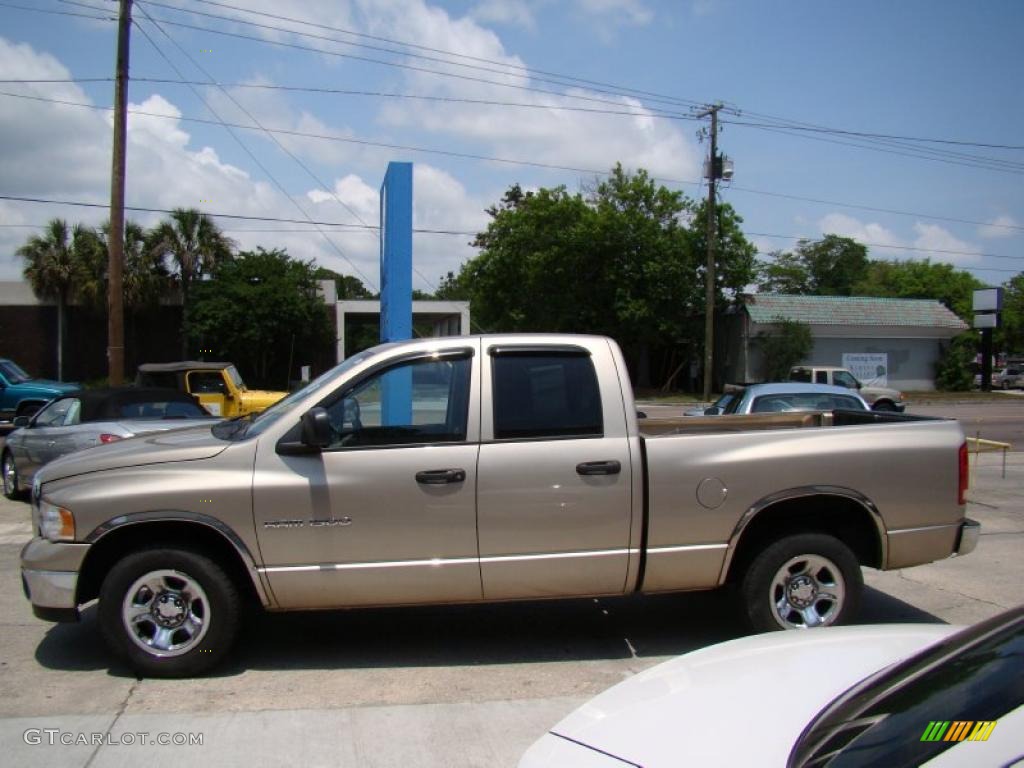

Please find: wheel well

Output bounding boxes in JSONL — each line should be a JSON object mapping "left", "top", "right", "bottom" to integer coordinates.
{"left": 16, "top": 399, "right": 45, "bottom": 413}
{"left": 77, "top": 521, "right": 261, "bottom": 608}
{"left": 727, "top": 494, "right": 883, "bottom": 582}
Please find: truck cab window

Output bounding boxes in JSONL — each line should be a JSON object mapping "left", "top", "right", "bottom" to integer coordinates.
{"left": 324, "top": 355, "right": 471, "bottom": 448}
{"left": 492, "top": 353, "right": 602, "bottom": 439}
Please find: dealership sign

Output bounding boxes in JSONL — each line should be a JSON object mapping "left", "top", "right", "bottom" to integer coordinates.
{"left": 842, "top": 353, "right": 888, "bottom": 387}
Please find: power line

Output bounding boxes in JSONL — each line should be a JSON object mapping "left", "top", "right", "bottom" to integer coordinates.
{"left": 5, "top": 88, "right": 1023, "bottom": 237}
{"left": 131, "top": 7, "right": 379, "bottom": 291}
{"left": 0, "top": 194, "right": 477, "bottom": 234}
{"left": 143, "top": 0, "right": 706, "bottom": 113}
{"left": 0, "top": 0, "right": 113, "bottom": 21}
{"left": 5, "top": 194, "right": 1021, "bottom": 267}
{"left": 135, "top": 0, "right": 1024, "bottom": 170}
{"left": 0, "top": 88, "right": 691, "bottom": 183}
{"left": 746, "top": 231, "right": 1023, "bottom": 262}
{"left": 164, "top": 0, "right": 1024, "bottom": 153}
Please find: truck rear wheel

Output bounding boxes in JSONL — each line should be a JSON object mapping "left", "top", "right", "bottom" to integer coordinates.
{"left": 98, "top": 548, "right": 240, "bottom": 677}
{"left": 740, "top": 533, "right": 862, "bottom": 632}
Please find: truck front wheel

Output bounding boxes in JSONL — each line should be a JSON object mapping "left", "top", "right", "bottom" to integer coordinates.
{"left": 739, "top": 533, "right": 862, "bottom": 632}
{"left": 98, "top": 548, "right": 241, "bottom": 677}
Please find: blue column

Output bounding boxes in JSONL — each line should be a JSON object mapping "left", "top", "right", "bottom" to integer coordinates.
{"left": 380, "top": 161, "right": 413, "bottom": 425}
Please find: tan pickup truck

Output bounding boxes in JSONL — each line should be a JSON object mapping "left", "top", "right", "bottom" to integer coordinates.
{"left": 22, "top": 335, "right": 977, "bottom": 677}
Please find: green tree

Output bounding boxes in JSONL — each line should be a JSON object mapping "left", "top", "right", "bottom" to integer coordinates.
{"left": 757, "top": 234, "right": 868, "bottom": 296}
{"left": 147, "top": 208, "right": 234, "bottom": 357}
{"left": 17, "top": 218, "right": 92, "bottom": 380}
{"left": 935, "top": 333, "right": 976, "bottom": 391}
{"left": 999, "top": 273, "right": 1024, "bottom": 355}
{"left": 189, "top": 248, "right": 333, "bottom": 387}
{"left": 853, "top": 259, "right": 983, "bottom": 320}
{"left": 312, "top": 267, "right": 374, "bottom": 299}
{"left": 687, "top": 200, "right": 758, "bottom": 300}
{"left": 757, "top": 249, "right": 812, "bottom": 294}
{"left": 758, "top": 318, "right": 814, "bottom": 380}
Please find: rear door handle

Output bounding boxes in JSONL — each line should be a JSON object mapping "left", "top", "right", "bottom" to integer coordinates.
{"left": 576, "top": 460, "right": 621, "bottom": 476}
{"left": 416, "top": 468, "right": 467, "bottom": 485}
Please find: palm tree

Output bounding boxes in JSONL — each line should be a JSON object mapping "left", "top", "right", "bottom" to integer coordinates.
{"left": 17, "top": 219, "right": 78, "bottom": 380}
{"left": 147, "top": 208, "right": 233, "bottom": 357}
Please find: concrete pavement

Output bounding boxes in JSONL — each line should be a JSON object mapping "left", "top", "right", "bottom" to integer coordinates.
{"left": 0, "top": 450, "right": 1021, "bottom": 767}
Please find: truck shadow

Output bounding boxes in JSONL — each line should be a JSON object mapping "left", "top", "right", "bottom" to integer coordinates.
{"left": 34, "top": 586, "right": 945, "bottom": 677}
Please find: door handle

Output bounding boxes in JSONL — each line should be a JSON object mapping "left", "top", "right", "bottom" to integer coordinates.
{"left": 416, "top": 468, "right": 467, "bottom": 485}
{"left": 576, "top": 460, "right": 621, "bottom": 476}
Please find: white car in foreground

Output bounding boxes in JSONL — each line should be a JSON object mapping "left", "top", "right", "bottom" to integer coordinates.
{"left": 521, "top": 606, "right": 1024, "bottom": 767}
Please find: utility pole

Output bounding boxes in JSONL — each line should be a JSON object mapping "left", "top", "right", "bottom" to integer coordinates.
{"left": 107, "top": 0, "right": 132, "bottom": 385}
{"left": 697, "top": 103, "right": 722, "bottom": 402}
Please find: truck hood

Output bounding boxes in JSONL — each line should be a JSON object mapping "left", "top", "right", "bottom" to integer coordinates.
{"left": 36, "top": 424, "right": 230, "bottom": 485}
{"left": 522, "top": 624, "right": 958, "bottom": 768}
{"left": 20, "top": 379, "right": 80, "bottom": 394}
{"left": 241, "top": 389, "right": 287, "bottom": 408}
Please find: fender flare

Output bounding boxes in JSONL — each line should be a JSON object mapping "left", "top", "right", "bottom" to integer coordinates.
{"left": 83, "top": 510, "right": 274, "bottom": 607}
{"left": 717, "top": 485, "right": 887, "bottom": 586}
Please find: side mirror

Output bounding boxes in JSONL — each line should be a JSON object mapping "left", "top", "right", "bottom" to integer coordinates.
{"left": 276, "top": 407, "right": 332, "bottom": 456}
{"left": 703, "top": 406, "right": 721, "bottom": 416}
{"left": 301, "top": 407, "right": 332, "bottom": 448}
{"left": 13, "top": 416, "right": 30, "bottom": 428}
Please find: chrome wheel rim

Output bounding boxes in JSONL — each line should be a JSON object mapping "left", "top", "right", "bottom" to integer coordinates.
{"left": 121, "top": 569, "right": 210, "bottom": 657}
{"left": 769, "top": 554, "right": 846, "bottom": 629}
{"left": 2, "top": 456, "right": 15, "bottom": 496}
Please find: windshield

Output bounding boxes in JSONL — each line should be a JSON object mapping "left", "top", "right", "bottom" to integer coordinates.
{"left": 789, "top": 607, "right": 1024, "bottom": 768}
{"left": 0, "top": 360, "right": 31, "bottom": 384}
{"left": 225, "top": 365, "right": 246, "bottom": 391}
{"left": 222, "top": 346, "right": 386, "bottom": 441}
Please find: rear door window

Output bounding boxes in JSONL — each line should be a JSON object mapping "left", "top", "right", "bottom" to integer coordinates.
{"left": 492, "top": 352, "right": 602, "bottom": 439}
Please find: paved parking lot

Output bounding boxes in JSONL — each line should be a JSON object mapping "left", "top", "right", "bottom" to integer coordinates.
{"left": 0, "top": 408, "right": 1022, "bottom": 767}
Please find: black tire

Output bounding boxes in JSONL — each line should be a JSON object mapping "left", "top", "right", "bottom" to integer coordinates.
{"left": 98, "top": 548, "right": 241, "bottom": 677}
{"left": 872, "top": 400, "right": 897, "bottom": 412}
{"left": 739, "top": 533, "right": 862, "bottom": 633}
{"left": 15, "top": 401, "right": 43, "bottom": 419}
{"left": 2, "top": 450, "right": 24, "bottom": 500}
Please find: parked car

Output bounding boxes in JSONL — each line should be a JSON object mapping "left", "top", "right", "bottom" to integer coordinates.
{"left": 22, "top": 335, "right": 975, "bottom": 677}
{"left": 718, "top": 382, "right": 871, "bottom": 415}
{"left": 790, "top": 365, "right": 906, "bottom": 412}
{"left": 0, "top": 358, "right": 78, "bottom": 421}
{"left": 2, "top": 387, "right": 217, "bottom": 499}
{"left": 994, "top": 367, "right": 1023, "bottom": 390}
{"left": 135, "top": 361, "right": 287, "bottom": 418}
{"left": 521, "top": 605, "right": 1024, "bottom": 767}
{"left": 684, "top": 392, "right": 734, "bottom": 416}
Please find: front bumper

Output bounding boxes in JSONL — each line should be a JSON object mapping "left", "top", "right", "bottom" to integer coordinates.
{"left": 20, "top": 537, "right": 88, "bottom": 622}
{"left": 955, "top": 518, "right": 981, "bottom": 557}
{"left": 21, "top": 569, "right": 79, "bottom": 621}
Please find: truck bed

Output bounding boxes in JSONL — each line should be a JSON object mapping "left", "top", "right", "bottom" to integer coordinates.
{"left": 639, "top": 409, "right": 937, "bottom": 438}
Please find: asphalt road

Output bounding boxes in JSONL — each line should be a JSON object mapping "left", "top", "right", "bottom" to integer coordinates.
{"left": 0, "top": 401, "right": 1022, "bottom": 766}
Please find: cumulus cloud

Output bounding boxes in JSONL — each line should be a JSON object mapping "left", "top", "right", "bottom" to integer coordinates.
{"left": 817, "top": 213, "right": 902, "bottom": 252}
{"left": 814, "top": 213, "right": 983, "bottom": 266}
{"left": 576, "top": 0, "right": 654, "bottom": 26}
{"left": 978, "top": 214, "right": 1019, "bottom": 239}
{"left": 911, "top": 223, "right": 981, "bottom": 264}
{"left": 471, "top": 0, "right": 537, "bottom": 30}
{"left": 304, "top": 165, "right": 490, "bottom": 291}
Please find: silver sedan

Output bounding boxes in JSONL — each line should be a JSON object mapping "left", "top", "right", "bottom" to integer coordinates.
{"left": 2, "top": 387, "right": 218, "bottom": 499}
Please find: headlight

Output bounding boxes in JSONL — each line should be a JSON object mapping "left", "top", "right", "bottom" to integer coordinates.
{"left": 39, "top": 500, "right": 75, "bottom": 542}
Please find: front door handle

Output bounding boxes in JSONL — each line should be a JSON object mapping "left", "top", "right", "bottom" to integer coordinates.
{"left": 416, "top": 468, "right": 467, "bottom": 485}
{"left": 576, "top": 460, "right": 621, "bottom": 476}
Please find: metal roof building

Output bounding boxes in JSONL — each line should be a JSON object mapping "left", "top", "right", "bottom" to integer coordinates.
{"left": 721, "top": 294, "right": 969, "bottom": 390}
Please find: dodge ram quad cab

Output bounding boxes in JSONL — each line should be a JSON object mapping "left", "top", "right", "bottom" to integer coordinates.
{"left": 22, "top": 335, "right": 978, "bottom": 677}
